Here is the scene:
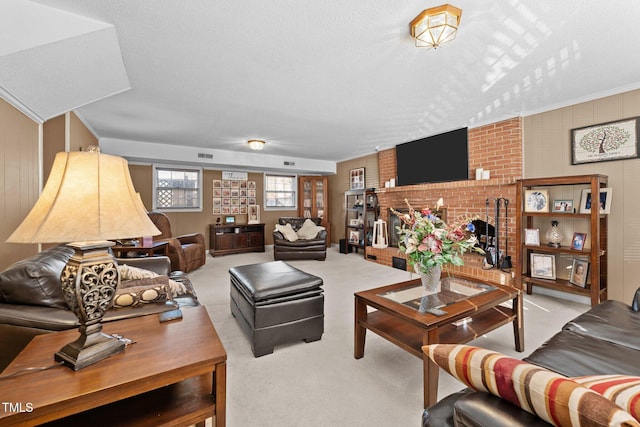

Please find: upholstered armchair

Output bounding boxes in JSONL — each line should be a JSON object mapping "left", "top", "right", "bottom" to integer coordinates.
{"left": 273, "top": 217, "right": 327, "bottom": 261}
{"left": 147, "top": 212, "right": 206, "bottom": 272}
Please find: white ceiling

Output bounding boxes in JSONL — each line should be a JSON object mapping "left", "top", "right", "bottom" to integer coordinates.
{"left": 4, "top": 0, "right": 640, "bottom": 172}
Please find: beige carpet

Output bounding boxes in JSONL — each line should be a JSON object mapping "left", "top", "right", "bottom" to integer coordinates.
{"left": 188, "top": 245, "right": 589, "bottom": 427}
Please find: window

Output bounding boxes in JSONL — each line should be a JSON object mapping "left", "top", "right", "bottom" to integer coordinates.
{"left": 153, "top": 165, "right": 202, "bottom": 212}
{"left": 264, "top": 174, "right": 297, "bottom": 210}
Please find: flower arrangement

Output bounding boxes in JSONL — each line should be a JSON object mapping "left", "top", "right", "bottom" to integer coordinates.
{"left": 391, "top": 198, "right": 484, "bottom": 275}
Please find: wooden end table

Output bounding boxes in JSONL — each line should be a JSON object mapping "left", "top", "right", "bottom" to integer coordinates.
{"left": 0, "top": 305, "right": 226, "bottom": 426}
{"left": 111, "top": 240, "right": 169, "bottom": 258}
{"left": 354, "top": 272, "right": 523, "bottom": 408}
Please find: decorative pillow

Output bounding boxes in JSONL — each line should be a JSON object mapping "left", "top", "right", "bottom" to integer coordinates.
{"left": 573, "top": 375, "right": 640, "bottom": 422}
{"left": 113, "top": 284, "right": 170, "bottom": 308}
{"left": 424, "top": 344, "right": 639, "bottom": 427}
{"left": 275, "top": 223, "right": 298, "bottom": 242}
{"left": 118, "top": 264, "right": 186, "bottom": 297}
{"left": 296, "top": 219, "right": 325, "bottom": 240}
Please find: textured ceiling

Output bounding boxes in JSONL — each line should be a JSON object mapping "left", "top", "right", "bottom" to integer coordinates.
{"left": 8, "top": 0, "right": 640, "bottom": 168}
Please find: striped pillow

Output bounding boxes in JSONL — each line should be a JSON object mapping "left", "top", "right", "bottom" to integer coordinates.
{"left": 424, "top": 344, "right": 640, "bottom": 427}
{"left": 574, "top": 375, "right": 640, "bottom": 422}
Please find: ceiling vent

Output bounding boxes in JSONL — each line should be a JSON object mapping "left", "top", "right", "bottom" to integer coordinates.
{"left": 197, "top": 153, "right": 213, "bottom": 159}
{"left": 284, "top": 161, "right": 295, "bottom": 166}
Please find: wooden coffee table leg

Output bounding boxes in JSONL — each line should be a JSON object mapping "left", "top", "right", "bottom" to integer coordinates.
{"left": 423, "top": 329, "right": 439, "bottom": 408}
{"left": 214, "top": 361, "right": 227, "bottom": 427}
{"left": 513, "top": 291, "right": 525, "bottom": 352}
{"left": 354, "top": 297, "right": 367, "bottom": 359}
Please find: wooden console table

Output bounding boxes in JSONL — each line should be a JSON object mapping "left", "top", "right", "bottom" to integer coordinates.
{"left": 111, "top": 240, "right": 169, "bottom": 258}
{"left": 0, "top": 306, "right": 226, "bottom": 426}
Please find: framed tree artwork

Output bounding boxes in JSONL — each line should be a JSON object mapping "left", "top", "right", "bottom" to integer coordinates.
{"left": 571, "top": 117, "right": 640, "bottom": 164}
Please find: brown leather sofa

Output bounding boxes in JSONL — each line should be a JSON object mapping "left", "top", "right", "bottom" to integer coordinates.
{"left": 273, "top": 217, "right": 327, "bottom": 261}
{"left": 147, "top": 211, "right": 206, "bottom": 272}
{"left": 0, "top": 245, "right": 198, "bottom": 371}
{"left": 422, "top": 289, "right": 640, "bottom": 427}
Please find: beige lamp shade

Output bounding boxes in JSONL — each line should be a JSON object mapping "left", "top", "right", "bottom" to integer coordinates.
{"left": 7, "top": 150, "right": 160, "bottom": 243}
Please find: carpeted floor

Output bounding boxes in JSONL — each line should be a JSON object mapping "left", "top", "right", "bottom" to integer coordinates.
{"left": 188, "top": 245, "right": 589, "bottom": 427}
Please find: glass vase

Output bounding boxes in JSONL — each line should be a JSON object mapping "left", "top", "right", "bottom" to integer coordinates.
{"left": 417, "top": 264, "right": 442, "bottom": 293}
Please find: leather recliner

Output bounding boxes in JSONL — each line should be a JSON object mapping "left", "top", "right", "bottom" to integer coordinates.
{"left": 147, "top": 212, "right": 206, "bottom": 272}
{"left": 273, "top": 217, "right": 327, "bottom": 261}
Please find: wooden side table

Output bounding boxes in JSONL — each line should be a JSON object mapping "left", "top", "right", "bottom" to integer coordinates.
{"left": 111, "top": 240, "right": 169, "bottom": 258}
{"left": 0, "top": 305, "right": 227, "bottom": 426}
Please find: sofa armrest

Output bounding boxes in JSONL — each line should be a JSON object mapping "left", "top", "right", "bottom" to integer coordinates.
{"left": 116, "top": 256, "right": 171, "bottom": 276}
{"left": 633, "top": 287, "right": 640, "bottom": 311}
{"left": 452, "top": 392, "right": 551, "bottom": 427}
{"left": 176, "top": 233, "right": 205, "bottom": 246}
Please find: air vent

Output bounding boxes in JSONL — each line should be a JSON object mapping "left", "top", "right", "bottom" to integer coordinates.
{"left": 197, "top": 153, "right": 213, "bottom": 159}
{"left": 284, "top": 161, "right": 295, "bottom": 166}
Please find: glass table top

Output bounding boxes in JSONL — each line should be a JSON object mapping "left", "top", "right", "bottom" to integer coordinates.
{"left": 377, "top": 276, "right": 496, "bottom": 313}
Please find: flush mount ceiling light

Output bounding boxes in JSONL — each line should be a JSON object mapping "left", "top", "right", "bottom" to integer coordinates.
{"left": 410, "top": 4, "right": 462, "bottom": 49}
{"left": 248, "top": 139, "right": 265, "bottom": 150}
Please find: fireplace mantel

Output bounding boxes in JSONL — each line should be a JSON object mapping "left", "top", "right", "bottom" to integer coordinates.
{"left": 376, "top": 177, "right": 518, "bottom": 194}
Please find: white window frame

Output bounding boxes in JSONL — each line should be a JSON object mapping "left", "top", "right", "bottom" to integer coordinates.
{"left": 152, "top": 164, "right": 203, "bottom": 212}
{"left": 263, "top": 173, "right": 297, "bottom": 211}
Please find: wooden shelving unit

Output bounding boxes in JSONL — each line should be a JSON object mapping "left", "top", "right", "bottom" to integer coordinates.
{"left": 515, "top": 174, "right": 608, "bottom": 306}
{"left": 345, "top": 189, "right": 378, "bottom": 253}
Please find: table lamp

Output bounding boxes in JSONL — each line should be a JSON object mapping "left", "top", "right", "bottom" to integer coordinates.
{"left": 6, "top": 147, "right": 160, "bottom": 370}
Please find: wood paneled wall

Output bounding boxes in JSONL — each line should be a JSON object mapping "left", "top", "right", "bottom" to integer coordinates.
{"left": 0, "top": 99, "right": 40, "bottom": 269}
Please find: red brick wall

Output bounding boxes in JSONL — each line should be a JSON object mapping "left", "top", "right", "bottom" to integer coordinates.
{"left": 372, "top": 118, "right": 523, "bottom": 267}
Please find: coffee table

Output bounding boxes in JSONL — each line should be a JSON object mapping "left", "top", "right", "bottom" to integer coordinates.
{"left": 354, "top": 272, "right": 523, "bottom": 408}
{"left": 0, "top": 305, "right": 226, "bottom": 426}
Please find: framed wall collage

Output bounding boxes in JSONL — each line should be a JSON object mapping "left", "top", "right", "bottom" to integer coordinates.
{"left": 212, "top": 178, "right": 257, "bottom": 216}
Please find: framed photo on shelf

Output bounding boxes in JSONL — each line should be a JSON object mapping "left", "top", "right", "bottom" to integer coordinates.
{"left": 579, "top": 188, "right": 613, "bottom": 214}
{"left": 524, "top": 189, "right": 549, "bottom": 212}
{"left": 571, "top": 117, "right": 640, "bottom": 165}
{"left": 348, "top": 230, "right": 360, "bottom": 244}
{"left": 349, "top": 219, "right": 360, "bottom": 226}
{"left": 530, "top": 253, "right": 556, "bottom": 280}
{"left": 552, "top": 199, "right": 574, "bottom": 213}
{"left": 350, "top": 167, "right": 365, "bottom": 190}
{"left": 569, "top": 258, "right": 589, "bottom": 288}
{"left": 571, "top": 232, "right": 587, "bottom": 250}
{"left": 247, "top": 205, "right": 260, "bottom": 224}
{"left": 524, "top": 228, "right": 540, "bottom": 246}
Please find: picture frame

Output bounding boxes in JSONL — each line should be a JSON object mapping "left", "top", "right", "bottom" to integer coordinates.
{"left": 247, "top": 205, "right": 260, "bottom": 224}
{"left": 579, "top": 188, "right": 612, "bottom": 214}
{"left": 350, "top": 167, "right": 365, "bottom": 190}
{"left": 524, "top": 189, "right": 549, "bottom": 212}
{"left": 569, "top": 258, "right": 589, "bottom": 288}
{"left": 530, "top": 253, "right": 556, "bottom": 280}
{"left": 571, "top": 232, "right": 587, "bottom": 251}
{"left": 224, "top": 215, "right": 235, "bottom": 224}
{"left": 349, "top": 218, "right": 360, "bottom": 226}
{"left": 524, "top": 228, "right": 540, "bottom": 246}
{"left": 571, "top": 117, "right": 640, "bottom": 165}
{"left": 552, "top": 199, "right": 574, "bottom": 213}
{"left": 348, "top": 230, "right": 360, "bottom": 244}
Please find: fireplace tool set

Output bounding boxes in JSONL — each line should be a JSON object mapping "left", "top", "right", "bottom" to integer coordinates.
{"left": 484, "top": 197, "right": 512, "bottom": 271}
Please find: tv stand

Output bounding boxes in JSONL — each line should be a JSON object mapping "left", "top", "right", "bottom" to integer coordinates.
{"left": 209, "top": 223, "right": 265, "bottom": 256}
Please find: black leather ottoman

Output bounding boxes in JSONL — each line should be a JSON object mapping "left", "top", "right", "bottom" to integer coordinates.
{"left": 229, "top": 261, "right": 324, "bottom": 357}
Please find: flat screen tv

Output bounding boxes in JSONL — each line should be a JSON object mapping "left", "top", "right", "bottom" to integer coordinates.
{"left": 395, "top": 127, "right": 469, "bottom": 186}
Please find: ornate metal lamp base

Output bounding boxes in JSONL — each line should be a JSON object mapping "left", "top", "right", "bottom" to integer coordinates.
{"left": 57, "top": 241, "right": 124, "bottom": 370}
{"left": 55, "top": 332, "right": 124, "bottom": 371}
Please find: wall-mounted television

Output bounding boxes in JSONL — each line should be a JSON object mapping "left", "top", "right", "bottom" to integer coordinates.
{"left": 395, "top": 127, "right": 469, "bottom": 186}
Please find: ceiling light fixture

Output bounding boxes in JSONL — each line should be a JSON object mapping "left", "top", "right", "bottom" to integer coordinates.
{"left": 410, "top": 4, "right": 462, "bottom": 49}
{"left": 248, "top": 139, "right": 265, "bottom": 150}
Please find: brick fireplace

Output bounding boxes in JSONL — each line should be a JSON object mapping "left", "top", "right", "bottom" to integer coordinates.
{"left": 368, "top": 118, "right": 523, "bottom": 284}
